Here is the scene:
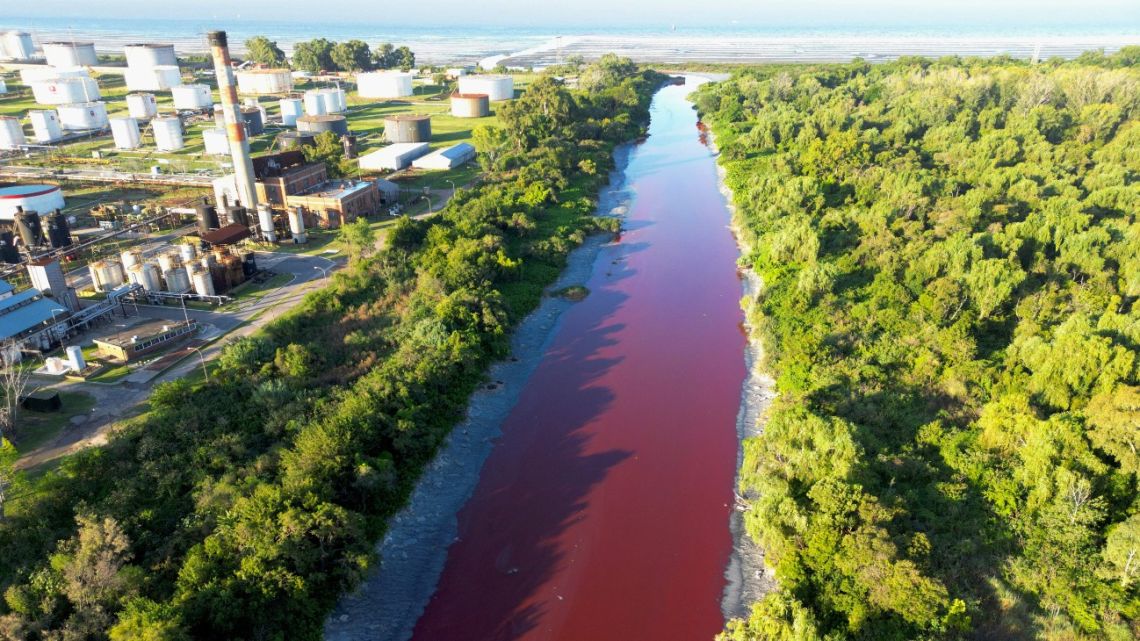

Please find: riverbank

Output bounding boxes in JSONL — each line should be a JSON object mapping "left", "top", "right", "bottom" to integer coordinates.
{"left": 324, "top": 144, "right": 635, "bottom": 641}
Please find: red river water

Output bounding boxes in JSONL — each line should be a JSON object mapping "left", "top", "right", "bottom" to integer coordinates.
{"left": 412, "top": 77, "right": 746, "bottom": 641}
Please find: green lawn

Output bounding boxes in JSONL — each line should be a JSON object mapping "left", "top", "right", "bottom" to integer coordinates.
{"left": 12, "top": 391, "right": 97, "bottom": 454}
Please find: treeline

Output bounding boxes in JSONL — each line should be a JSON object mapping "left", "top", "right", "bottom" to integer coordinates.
{"left": 0, "top": 55, "right": 663, "bottom": 640}
{"left": 245, "top": 35, "right": 415, "bottom": 72}
{"left": 697, "top": 48, "right": 1140, "bottom": 641}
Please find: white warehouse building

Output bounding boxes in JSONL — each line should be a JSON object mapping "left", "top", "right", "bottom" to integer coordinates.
{"left": 412, "top": 143, "right": 476, "bottom": 170}
{"left": 358, "top": 143, "right": 430, "bottom": 171}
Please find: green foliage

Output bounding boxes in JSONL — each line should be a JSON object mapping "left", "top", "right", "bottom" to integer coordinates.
{"left": 330, "top": 39, "right": 372, "bottom": 72}
{"left": 337, "top": 217, "right": 376, "bottom": 259}
{"left": 301, "top": 131, "right": 350, "bottom": 178}
{"left": 700, "top": 49, "right": 1140, "bottom": 641}
{"left": 243, "top": 36, "right": 285, "bottom": 66}
{"left": 372, "top": 43, "right": 415, "bottom": 71}
{"left": 291, "top": 38, "right": 334, "bottom": 73}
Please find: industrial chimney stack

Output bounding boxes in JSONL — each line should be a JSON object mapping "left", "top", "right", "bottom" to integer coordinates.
{"left": 208, "top": 30, "right": 258, "bottom": 211}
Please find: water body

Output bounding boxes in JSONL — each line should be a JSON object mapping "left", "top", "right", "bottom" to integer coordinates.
{"left": 403, "top": 77, "right": 746, "bottom": 640}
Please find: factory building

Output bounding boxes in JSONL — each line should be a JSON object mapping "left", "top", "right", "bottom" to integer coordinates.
{"left": 42, "top": 41, "right": 98, "bottom": 68}
{"left": 412, "top": 142, "right": 476, "bottom": 170}
{"left": 27, "top": 258, "right": 80, "bottom": 312}
{"left": 285, "top": 180, "right": 381, "bottom": 229}
{"left": 0, "top": 280, "right": 68, "bottom": 350}
{"left": 358, "top": 143, "right": 430, "bottom": 171}
{"left": 212, "top": 151, "right": 328, "bottom": 208}
{"left": 93, "top": 319, "right": 197, "bottom": 363}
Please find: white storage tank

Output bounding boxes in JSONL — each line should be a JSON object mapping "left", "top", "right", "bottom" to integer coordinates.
{"left": 65, "top": 345, "right": 86, "bottom": 372}
{"left": 57, "top": 102, "right": 108, "bottom": 131}
{"left": 125, "top": 65, "right": 182, "bottom": 91}
{"left": 356, "top": 71, "right": 414, "bottom": 99}
{"left": 101, "top": 260, "right": 125, "bottom": 290}
{"left": 235, "top": 68, "right": 293, "bottom": 95}
{"left": 19, "top": 66, "right": 88, "bottom": 84}
{"left": 31, "top": 77, "right": 101, "bottom": 105}
{"left": 124, "top": 43, "right": 177, "bottom": 69}
{"left": 0, "top": 117, "right": 23, "bottom": 150}
{"left": 130, "top": 263, "right": 161, "bottom": 292}
{"left": 1, "top": 32, "right": 35, "bottom": 61}
{"left": 0, "top": 185, "right": 64, "bottom": 219}
{"left": 279, "top": 97, "right": 303, "bottom": 126}
{"left": 178, "top": 243, "right": 196, "bottom": 263}
{"left": 88, "top": 260, "right": 105, "bottom": 292}
{"left": 109, "top": 117, "right": 141, "bottom": 149}
{"left": 121, "top": 249, "right": 142, "bottom": 269}
{"left": 303, "top": 90, "right": 328, "bottom": 116}
{"left": 256, "top": 204, "right": 276, "bottom": 242}
{"left": 202, "top": 127, "right": 229, "bottom": 155}
{"left": 318, "top": 88, "right": 343, "bottom": 114}
{"left": 458, "top": 75, "right": 514, "bottom": 101}
{"left": 43, "top": 41, "right": 98, "bottom": 68}
{"left": 157, "top": 251, "right": 180, "bottom": 273}
{"left": 126, "top": 93, "right": 158, "bottom": 119}
{"left": 151, "top": 116, "right": 183, "bottom": 151}
{"left": 162, "top": 266, "right": 191, "bottom": 293}
{"left": 288, "top": 207, "right": 306, "bottom": 244}
{"left": 28, "top": 110, "right": 63, "bottom": 143}
{"left": 189, "top": 265, "right": 215, "bottom": 296}
{"left": 171, "top": 84, "right": 212, "bottom": 110}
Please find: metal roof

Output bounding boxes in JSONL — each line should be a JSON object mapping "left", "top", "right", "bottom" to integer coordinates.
{"left": 0, "top": 280, "right": 14, "bottom": 297}
{"left": 0, "top": 295, "right": 66, "bottom": 340}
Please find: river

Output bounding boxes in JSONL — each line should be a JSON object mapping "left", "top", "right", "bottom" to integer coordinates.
{"left": 403, "top": 77, "right": 747, "bottom": 640}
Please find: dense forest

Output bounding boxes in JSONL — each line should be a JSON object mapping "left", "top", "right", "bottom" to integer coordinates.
{"left": 0, "top": 56, "right": 663, "bottom": 640}
{"left": 696, "top": 48, "right": 1140, "bottom": 640}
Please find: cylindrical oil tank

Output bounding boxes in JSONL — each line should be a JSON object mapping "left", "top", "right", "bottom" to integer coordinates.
{"left": 316, "top": 88, "right": 343, "bottom": 114}
{"left": 202, "top": 127, "right": 228, "bottom": 155}
{"left": 29, "top": 110, "right": 63, "bottom": 143}
{"left": 0, "top": 116, "right": 25, "bottom": 149}
{"left": 57, "top": 101, "right": 108, "bottom": 131}
{"left": 121, "top": 249, "right": 142, "bottom": 270}
{"left": 124, "top": 43, "right": 177, "bottom": 69}
{"left": 288, "top": 206, "right": 307, "bottom": 244}
{"left": 132, "top": 262, "right": 161, "bottom": 292}
{"left": 47, "top": 210, "right": 70, "bottom": 248}
{"left": 0, "top": 232, "right": 19, "bottom": 264}
{"left": 178, "top": 243, "right": 196, "bottom": 263}
{"left": 14, "top": 210, "right": 43, "bottom": 247}
{"left": 162, "top": 266, "right": 190, "bottom": 293}
{"left": 109, "top": 117, "right": 141, "bottom": 149}
{"left": 256, "top": 204, "right": 276, "bottom": 242}
{"left": 188, "top": 265, "right": 215, "bottom": 296}
{"left": 235, "top": 68, "right": 292, "bottom": 95}
{"left": 276, "top": 130, "right": 315, "bottom": 150}
{"left": 222, "top": 254, "right": 244, "bottom": 288}
{"left": 384, "top": 114, "right": 431, "bottom": 143}
{"left": 458, "top": 75, "right": 514, "bottom": 101}
{"left": 88, "top": 260, "right": 105, "bottom": 292}
{"left": 195, "top": 200, "right": 219, "bottom": 234}
{"left": 157, "top": 251, "right": 180, "bottom": 273}
{"left": 303, "top": 90, "right": 327, "bottom": 116}
{"left": 124, "top": 65, "right": 181, "bottom": 92}
{"left": 451, "top": 93, "right": 490, "bottom": 118}
{"left": 227, "top": 206, "right": 249, "bottom": 228}
{"left": 241, "top": 106, "right": 264, "bottom": 136}
{"left": 2, "top": 32, "right": 35, "bottom": 61}
{"left": 43, "top": 41, "right": 98, "bottom": 68}
{"left": 279, "top": 97, "right": 303, "bottom": 126}
{"left": 297, "top": 115, "right": 348, "bottom": 137}
{"left": 126, "top": 92, "right": 157, "bottom": 119}
{"left": 31, "top": 76, "right": 101, "bottom": 105}
{"left": 171, "top": 84, "right": 212, "bottom": 110}
{"left": 151, "top": 116, "right": 183, "bottom": 151}
{"left": 0, "top": 185, "right": 64, "bottom": 219}
{"left": 356, "top": 71, "right": 414, "bottom": 99}
{"left": 0, "top": 80, "right": 6, "bottom": 95}
{"left": 101, "top": 260, "right": 125, "bottom": 290}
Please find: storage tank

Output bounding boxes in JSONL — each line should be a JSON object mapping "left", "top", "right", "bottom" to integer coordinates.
{"left": 356, "top": 71, "right": 414, "bottom": 99}
{"left": 29, "top": 110, "right": 63, "bottom": 143}
{"left": 31, "top": 76, "right": 101, "bottom": 105}
{"left": 88, "top": 260, "right": 105, "bottom": 292}
{"left": 57, "top": 102, "right": 109, "bottom": 131}
{"left": 131, "top": 262, "right": 161, "bottom": 292}
{"left": 297, "top": 114, "right": 348, "bottom": 136}
{"left": 66, "top": 345, "right": 85, "bottom": 372}
{"left": 43, "top": 41, "right": 98, "bottom": 68}
{"left": 14, "top": 210, "right": 43, "bottom": 247}
{"left": 125, "top": 65, "right": 181, "bottom": 91}
{"left": 314, "top": 88, "right": 344, "bottom": 114}
{"left": 109, "top": 117, "right": 141, "bottom": 149}
{"left": 178, "top": 243, "right": 196, "bottom": 263}
{"left": 256, "top": 203, "right": 276, "bottom": 242}
{"left": 279, "top": 97, "right": 303, "bottom": 126}
{"left": 194, "top": 200, "right": 220, "bottom": 234}
{"left": 1, "top": 32, "right": 35, "bottom": 61}
{"left": 162, "top": 266, "right": 190, "bottom": 293}
{"left": 239, "top": 250, "right": 257, "bottom": 278}
{"left": 0, "top": 80, "right": 6, "bottom": 95}
{"left": 157, "top": 251, "right": 180, "bottom": 273}
{"left": 0, "top": 116, "right": 25, "bottom": 149}
{"left": 202, "top": 127, "right": 229, "bottom": 155}
{"left": 46, "top": 210, "right": 71, "bottom": 248}
{"left": 451, "top": 93, "right": 490, "bottom": 118}
{"left": 0, "top": 185, "right": 65, "bottom": 219}
{"left": 384, "top": 114, "right": 431, "bottom": 143}
{"left": 240, "top": 106, "right": 264, "bottom": 136}
{"left": 303, "top": 90, "right": 327, "bottom": 116}
{"left": 0, "top": 232, "right": 19, "bottom": 264}
{"left": 276, "top": 130, "right": 316, "bottom": 150}
{"left": 121, "top": 249, "right": 142, "bottom": 270}
{"left": 235, "top": 68, "right": 292, "bottom": 95}
{"left": 91, "top": 260, "right": 124, "bottom": 291}
{"left": 126, "top": 93, "right": 158, "bottom": 119}
{"left": 458, "top": 75, "right": 514, "bottom": 101}
{"left": 124, "top": 43, "right": 177, "bottom": 69}
{"left": 151, "top": 116, "right": 183, "bottom": 151}
{"left": 188, "top": 264, "right": 215, "bottom": 296}
{"left": 288, "top": 206, "right": 307, "bottom": 244}
{"left": 171, "top": 84, "right": 212, "bottom": 110}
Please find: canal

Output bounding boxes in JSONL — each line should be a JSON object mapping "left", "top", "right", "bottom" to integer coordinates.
{"left": 409, "top": 76, "right": 748, "bottom": 641}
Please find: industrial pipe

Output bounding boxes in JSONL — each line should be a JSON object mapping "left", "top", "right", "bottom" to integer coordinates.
{"left": 207, "top": 30, "right": 259, "bottom": 211}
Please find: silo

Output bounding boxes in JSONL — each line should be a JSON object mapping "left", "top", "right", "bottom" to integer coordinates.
{"left": 288, "top": 206, "right": 307, "bottom": 244}
{"left": 240, "top": 107, "right": 264, "bottom": 136}
{"left": 2, "top": 32, "right": 35, "bottom": 61}
{"left": 157, "top": 251, "right": 180, "bottom": 273}
{"left": 124, "top": 43, "right": 177, "bottom": 69}
{"left": 316, "top": 88, "right": 343, "bottom": 114}
{"left": 0, "top": 116, "right": 25, "bottom": 149}
{"left": 151, "top": 116, "right": 183, "bottom": 151}
{"left": 88, "top": 260, "right": 105, "bottom": 292}
{"left": 121, "top": 249, "right": 142, "bottom": 270}
{"left": 188, "top": 265, "right": 215, "bottom": 296}
{"left": 109, "top": 117, "right": 141, "bottom": 149}
{"left": 132, "top": 263, "right": 161, "bottom": 292}
{"left": 303, "top": 90, "right": 327, "bottom": 116}
{"left": 57, "top": 102, "right": 109, "bottom": 131}
{"left": 279, "top": 98, "right": 303, "bottom": 126}
{"left": 194, "top": 200, "right": 220, "bottom": 234}
{"left": 0, "top": 232, "right": 18, "bottom": 264}
{"left": 458, "top": 75, "right": 514, "bottom": 101}
{"left": 43, "top": 42, "right": 98, "bottom": 68}
{"left": 171, "top": 84, "right": 212, "bottom": 110}
{"left": 235, "top": 68, "right": 292, "bottom": 94}
{"left": 14, "top": 210, "right": 43, "bottom": 247}
{"left": 127, "top": 93, "right": 158, "bottom": 119}
{"left": 162, "top": 266, "right": 191, "bottom": 293}
{"left": 100, "top": 261, "right": 125, "bottom": 290}
{"left": 297, "top": 115, "right": 348, "bottom": 136}
{"left": 29, "top": 110, "right": 63, "bottom": 143}
{"left": 450, "top": 93, "right": 490, "bottom": 118}
{"left": 383, "top": 114, "right": 431, "bottom": 143}
{"left": 31, "top": 77, "right": 101, "bottom": 105}
{"left": 46, "top": 210, "right": 71, "bottom": 248}
{"left": 256, "top": 203, "right": 276, "bottom": 242}
{"left": 356, "top": 71, "right": 414, "bottom": 98}
{"left": 178, "top": 243, "right": 196, "bottom": 263}
{"left": 202, "top": 128, "right": 229, "bottom": 155}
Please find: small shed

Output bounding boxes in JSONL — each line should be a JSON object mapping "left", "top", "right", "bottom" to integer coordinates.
{"left": 200, "top": 223, "right": 251, "bottom": 247}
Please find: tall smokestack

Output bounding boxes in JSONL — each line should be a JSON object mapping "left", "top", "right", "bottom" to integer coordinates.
{"left": 208, "top": 30, "right": 258, "bottom": 211}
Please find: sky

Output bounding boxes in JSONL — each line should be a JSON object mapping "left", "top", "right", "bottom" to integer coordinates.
{"left": 10, "top": 0, "right": 1140, "bottom": 29}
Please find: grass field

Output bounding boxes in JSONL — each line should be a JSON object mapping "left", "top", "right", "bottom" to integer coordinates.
{"left": 12, "top": 391, "right": 96, "bottom": 454}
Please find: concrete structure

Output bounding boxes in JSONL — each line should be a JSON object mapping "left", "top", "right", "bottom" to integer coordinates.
{"left": 412, "top": 142, "right": 476, "bottom": 170}
{"left": 287, "top": 207, "right": 307, "bottom": 244}
{"left": 384, "top": 114, "right": 431, "bottom": 143}
{"left": 171, "top": 84, "right": 212, "bottom": 110}
{"left": 279, "top": 97, "right": 303, "bottom": 126}
{"left": 451, "top": 92, "right": 490, "bottom": 118}
{"left": 151, "top": 116, "right": 183, "bottom": 151}
{"left": 202, "top": 127, "right": 229, "bottom": 155}
{"left": 297, "top": 114, "right": 348, "bottom": 136}
{"left": 65, "top": 344, "right": 85, "bottom": 372}
{"left": 123, "top": 43, "right": 177, "bottom": 69}
{"left": 285, "top": 180, "right": 380, "bottom": 228}
{"left": 27, "top": 258, "right": 79, "bottom": 311}
{"left": 126, "top": 92, "right": 158, "bottom": 119}
{"left": 31, "top": 76, "right": 100, "bottom": 104}
{"left": 125, "top": 65, "right": 182, "bottom": 91}
{"left": 358, "top": 142, "right": 430, "bottom": 171}
{"left": 1, "top": 32, "right": 35, "bottom": 61}
{"left": 93, "top": 319, "right": 197, "bottom": 363}
{"left": 256, "top": 203, "right": 276, "bottom": 242}
{"left": 109, "top": 116, "right": 141, "bottom": 149}
{"left": 356, "top": 71, "right": 414, "bottom": 98}
{"left": 57, "top": 102, "right": 108, "bottom": 131}
{"left": 208, "top": 30, "right": 258, "bottom": 210}
{"left": 0, "top": 185, "right": 65, "bottom": 220}
{"left": 28, "top": 110, "right": 63, "bottom": 143}
{"left": 458, "top": 75, "right": 514, "bottom": 101}
{"left": 212, "top": 151, "right": 327, "bottom": 209}
{"left": 0, "top": 116, "right": 24, "bottom": 150}
{"left": 236, "top": 68, "right": 293, "bottom": 95}
{"left": 43, "top": 41, "right": 98, "bottom": 68}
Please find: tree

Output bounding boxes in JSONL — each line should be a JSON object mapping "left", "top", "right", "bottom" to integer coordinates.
{"left": 372, "top": 43, "right": 396, "bottom": 69}
{"left": 1104, "top": 513, "right": 1140, "bottom": 588}
{"left": 0, "top": 439, "right": 20, "bottom": 521}
{"left": 244, "top": 36, "right": 285, "bottom": 66}
{"left": 338, "top": 217, "right": 376, "bottom": 259}
{"left": 0, "top": 346, "right": 32, "bottom": 441}
{"left": 1085, "top": 385, "right": 1140, "bottom": 476}
{"left": 395, "top": 46, "right": 415, "bottom": 71}
{"left": 291, "top": 38, "right": 334, "bottom": 73}
{"left": 331, "top": 39, "right": 372, "bottom": 72}
{"left": 301, "top": 131, "right": 348, "bottom": 178}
